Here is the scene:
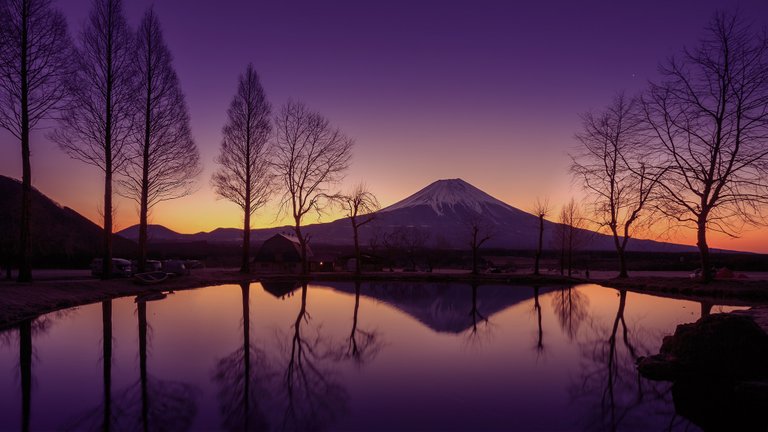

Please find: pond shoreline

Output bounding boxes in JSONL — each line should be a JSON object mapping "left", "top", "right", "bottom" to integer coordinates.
{"left": 0, "top": 269, "right": 765, "bottom": 329}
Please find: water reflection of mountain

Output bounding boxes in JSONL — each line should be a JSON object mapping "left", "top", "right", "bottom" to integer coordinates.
{"left": 315, "top": 282, "right": 560, "bottom": 333}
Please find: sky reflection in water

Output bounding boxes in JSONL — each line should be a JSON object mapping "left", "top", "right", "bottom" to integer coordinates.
{"left": 0, "top": 282, "right": 741, "bottom": 431}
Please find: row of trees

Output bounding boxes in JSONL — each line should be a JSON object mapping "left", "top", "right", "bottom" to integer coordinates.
{"left": 0, "top": 0, "right": 372, "bottom": 279}
{"left": 0, "top": 0, "right": 200, "bottom": 280}
{"left": 211, "top": 66, "right": 358, "bottom": 275}
{"left": 571, "top": 11, "right": 768, "bottom": 281}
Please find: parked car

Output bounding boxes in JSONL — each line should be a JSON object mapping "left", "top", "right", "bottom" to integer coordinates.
{"left": 163, "top": 259, "right": 189, "bottom": 276}
{"left": 131, "top": 259, "right": 162, "bottom": 272}
{"left": 90, "top": 258, "right": 132, "bottom": 277}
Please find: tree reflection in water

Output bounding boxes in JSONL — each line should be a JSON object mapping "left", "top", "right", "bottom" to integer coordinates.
{"left": 532, "top": 286, "right": 544, "bottom": 357}
{"left": 0, "top": 313, "right": 62, "bottom": 432}
{"left": 0, "top": 310, "right": 79, "bottom": 432}
{"left": 552, "top": 286, "right": 589, "bottom": 340}
{"left": 571, "top": 289, "right": 689, "bottom": 431}
{"left": 465, "top": 283, "right": 492, "bottom": 346}
{"left": 213, "top": 283, "right": 276, "bottom": 431}
{"left": 213, "top": 282, "right": 350, "bottom": 431}
{"left": 63, "top": 301, "right": 116, "bottom": 431}
{"left": 120, "top": 299, "right": 198, "bottom": 431}
{"left": 67, "top": 299, "right": 198, "bottom": 431}
{"left": 334, "top": 281, "right": 383, "bottom": 366}
{"left": 278, "top": 283, "right": 349, "bottom": 431}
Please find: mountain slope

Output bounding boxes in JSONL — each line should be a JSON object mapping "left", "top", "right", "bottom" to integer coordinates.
{"left": 118, "top": 178, "right": 701, "bottom": 252}
{"left": 0, "top": 175, "right": 135, "bottom": 264}
{"left": 298, "top": 178, "right": 697, "bottom": 252}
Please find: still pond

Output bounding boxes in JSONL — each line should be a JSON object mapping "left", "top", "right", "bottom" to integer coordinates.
{"left": 0, "top": 282, "right": 744, "bottom": 431}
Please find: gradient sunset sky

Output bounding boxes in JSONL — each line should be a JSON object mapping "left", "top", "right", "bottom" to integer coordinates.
{"left": 2, "top": 0, "right": 768, "bottom": 252}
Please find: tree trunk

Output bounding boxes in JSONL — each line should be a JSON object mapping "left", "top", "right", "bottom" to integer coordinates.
{"left": 103, "top": 168, "right": 113, "bottom": 279}
{"left": 567, "top": 227, "right": 573, "bottom": 278}
{"left": 617, "top": 246, "right": 628, "bottom": 278}
{"left": 138, "top": 186, "right": 148, "bottom": 273}
{"left": 102, "top": 166, "right": 114, "bottom": 279}
{"left": 696, "top": 220, "right": 711, "bottom": 283}
{"left": 102, "top": 4, "right": 114, "bottom": 281}
{"left": 138, "top": 46, "right": 153, "bottom": 274}
{"left": 17, "top": 1, "right": 32, "bottom": 283}
{"left": 241, "top": 209, "right": 250, "bottom": 273}
{"left": 295, "top": 223, "right": 308, "bottom": 275}
{"left": 352, "top": 218, "right": 361, "bottom": 276}
{"left": 472, "top": 246, "right": 478, "bottom": 275}
{"left": 534, "top": 215, "right": 543, "bottom": 276}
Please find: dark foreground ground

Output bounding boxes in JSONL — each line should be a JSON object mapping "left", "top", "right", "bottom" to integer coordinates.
{"left": 0, "top": 268, "right": 766, "bottom": 329}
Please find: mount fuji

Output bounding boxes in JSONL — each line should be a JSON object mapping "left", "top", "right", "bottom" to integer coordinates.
{"left": 119, "top": 178, "right": 698, "bottom": 252}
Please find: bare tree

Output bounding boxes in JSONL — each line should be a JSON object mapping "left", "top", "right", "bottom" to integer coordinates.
{"left": 531, "top": 197, "right": 551, "bottom": 276}
{"left": 274, "top": 100, "right": 353, "bottom": 275}
{"left": 51, "top": 0, "right": 135, "bottom": 279}
{"left": 212, "top": 64, "right": 273, "bottom": 274}
{"left": 119, "top": 9, "right": 200, "bottom": 273}
{"left": 642, "top": 12, "right": 768, "bottom": 282}
{"left": 572, "top": 94, "right": 664, "bottom": 278}
{"left": 556, "top": 199, "right": 588, "bottom": 277}
{"left": 338, "top": 182, "right": 379, "bottom": 275}
{"left": 0, "top": 0, "right": 72, "bottom": 282}
{"left": 465, "top": 214, "right": 493, "bottom": 275}
{"left": 389, "top": 226, "right": 430, "bottom": 271}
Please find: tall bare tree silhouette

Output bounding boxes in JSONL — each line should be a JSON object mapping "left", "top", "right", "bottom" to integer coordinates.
{"left": 572, "top": 93, "right": 664, "bottom": 278}
{"left": 52, "top": 0, "right": 135, "bottom": 279}
{"left": 212, "top": 65, "right": 273, "bottom": 274}
{"left": 119, "top": 8, "right": 200, "bottom": 272}
{"left": 274, "top": 101, "right": 353, "bottom": 275}
{"left": 338, "top": 183, "right": 379, "bottom": 276}
{"left": 464, "top": 214, "right": 493, "bottom": 275}
{"left": 531, "top": 198, "right": 551, "bottom": 276}
{"left": 555, "top": 199, "right": 589, "bottom": 277}
{"left": 0, "top": 0, "right": 72, "bottom": 282}
{"left": 642, "top": 12, "right": 768, "bottom": 282}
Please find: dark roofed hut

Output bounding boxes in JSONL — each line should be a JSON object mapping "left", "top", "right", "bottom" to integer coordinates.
{"left": 253, "top": 233, "right": 313, "bottom": 274}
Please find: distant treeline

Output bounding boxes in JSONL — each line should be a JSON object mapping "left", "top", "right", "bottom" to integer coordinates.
{"left": 28, "top": 240, "right": 765, "bottom": 273}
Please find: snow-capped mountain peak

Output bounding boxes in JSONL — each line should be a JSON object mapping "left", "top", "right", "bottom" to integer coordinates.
{"left": 379, "top": 178, "right": 513, "bottom": 216}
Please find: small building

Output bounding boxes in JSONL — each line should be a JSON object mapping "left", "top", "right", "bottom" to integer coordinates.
{"left": 253, "top": 233, "right": 313, "bottom": 274}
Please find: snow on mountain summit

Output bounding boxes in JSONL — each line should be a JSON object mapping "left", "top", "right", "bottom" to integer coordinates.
{"left": 380, "top": 178, "right": 514, "bottom": 216}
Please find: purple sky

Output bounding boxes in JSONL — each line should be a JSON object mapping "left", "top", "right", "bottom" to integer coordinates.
{"left": 3, "top": 0, "right": 768, "bottom": 251}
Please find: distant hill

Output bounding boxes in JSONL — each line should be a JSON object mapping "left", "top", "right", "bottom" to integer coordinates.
{"left": 118, "top": 178, "right": 705, "bottom": 253}
{"left": 0, "top": 175, "right": 135, "bottom": 266}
